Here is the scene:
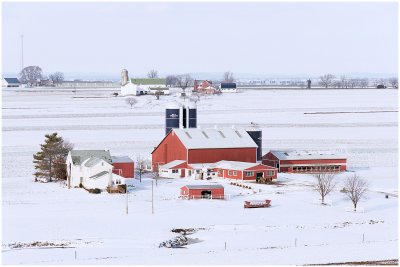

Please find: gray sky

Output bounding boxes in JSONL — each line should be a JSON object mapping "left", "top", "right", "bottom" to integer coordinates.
{"left": 2, "top": 2, "right": 398, "bottom": 77}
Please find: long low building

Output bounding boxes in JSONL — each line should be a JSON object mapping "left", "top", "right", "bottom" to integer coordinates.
{"left": 158, "top": 160, "right": 277, "bottom": 181}
{"left": 262, "top": 150, "right": 347, "bottom": 173}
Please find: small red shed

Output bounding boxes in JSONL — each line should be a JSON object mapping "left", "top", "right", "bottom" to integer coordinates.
{"left": 180, "top": 184, "right": 224, "bottom": 200}
{"left": 112, "top": 156, "right": 134, "bottom": 178}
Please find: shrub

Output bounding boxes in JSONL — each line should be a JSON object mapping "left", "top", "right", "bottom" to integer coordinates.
{"left": 79, "top": 183, "right": 83, "bottom": 188}
{"left": 89, "top": 188, "right": 101, "bottom": 194}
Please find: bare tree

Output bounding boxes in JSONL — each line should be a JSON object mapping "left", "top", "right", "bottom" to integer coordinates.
{"left": 136, "top": 154, "right": 145, "bottom": 183}
{"left": 319, "top": 74, "right": 335, "bottom": 88}
{"left": 165, "top": 75, "right": 179, "bottom": 87}
{"left": 388, "top": 77, "right": 398, "bottom": 88}
{"left": 19, "top": 66, "right": 43, "bottom": 84}
{"left": 344, "top": 174, "right": 368, "bottom": 212}
{"left": 154, "top": 89, "right": 163, "bottom": 100}
{"left": 348, "top": 78, "right": 359, "bottom": 88}
{"left": 150, "top": 164, "right": 159, "bottom": 187}
{"left": 339, "top": 75, "right": 348, "bottom": 89}
{"left": 313, "top": 173, "right": 337, "bottom": 204}
{"left": 222, "top": 71, "right": 235, "bottom": 82}
{"left": 190, "top": 92, "right": 201, "bottom": 103}
{"left": 147, "top": 70, "right": 158, "bottom": 78}
{"left": 360, "top": 78, "right": 369, "bottom": 88}
{"left": 177, "top": 74, "right": 193, "bottom": 93}
{"left": 49, "top": 72, "right": 64, "bottom": 85}
{"left": 125, "top": 97, "right": 137, "bottom": 109}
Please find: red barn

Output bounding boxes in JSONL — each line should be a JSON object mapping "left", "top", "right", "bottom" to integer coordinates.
{"left": 112, "top": 156, "right": 135, "bottom": 178}
{"left": 212, "top": 160, "right": 277, "bottom": 181}
{"left": 262, "top": 150, "right": 347, "bottom": 173}
{"left": 151, "top": 127, "right": 258, "bottom": 171}
{"left": 180, "top": 184, "right": 224, "bottom": 199}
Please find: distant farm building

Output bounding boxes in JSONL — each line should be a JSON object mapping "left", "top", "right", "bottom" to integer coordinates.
{"left": 55, "top": 80, "right": 118, "bottom": 88}
{"left": 220, "top": 82, "right": 237, "bottom": 93}
{"left": 121, "top": 78, "right": 169, "bottom": 96}
{"left": 66, "top": 150, "right": 134, "bottom": 191}
{"left": 262, "top": 150, "right": 347, "bottom": 173}
{"left": 180, "top": 184, "right": 225, "bottom": 199}
{"left": 151, "top": 127, "right": 259, "bottom": 171}
{"left": 2, "top": 78, "right": 20, "bottom": 87}
{"left": 193, "top": 80, "right": 219, "bottom": 94}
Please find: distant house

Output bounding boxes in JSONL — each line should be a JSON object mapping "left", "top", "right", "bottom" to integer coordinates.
{"left": 220, "top": 82, "right": 237, "bottom": 93}
{"left": 2, "top": 78, "right": 20, "bottom": 87}
{"left": 193, "top": 80, "right": 219, "bottom": 94}
{"left": 120, "top": 78, "right": 169, "bottom": 96}
{"left": 66, "top": 150, "right": 134, "bottom": 191}
{"left": 262, "top": 150, "right": 347, "bottom": 173}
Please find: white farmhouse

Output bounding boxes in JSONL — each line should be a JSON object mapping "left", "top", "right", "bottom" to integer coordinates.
{"left": 120, "top": 78, "right": 169, "bottom": 96}
{"left": 66, "top": 150, "right": 127, "bottom": 190}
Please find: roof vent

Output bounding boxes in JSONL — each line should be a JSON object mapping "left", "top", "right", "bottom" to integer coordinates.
{"left": 185, "top": 131, "right": 192, "bottom": 139}
{"left": 235, "top": 130, "right": 242, "bottom": 138}
{"left": 202, "top": 131, "right": 209, "bottom": 138}
{"left": 218, "top": 131, "right": 226, "bottom": 138}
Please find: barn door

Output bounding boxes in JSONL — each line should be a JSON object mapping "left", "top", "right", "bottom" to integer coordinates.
{"left": 180, "top": 169, "right": 185, "bottom": 178}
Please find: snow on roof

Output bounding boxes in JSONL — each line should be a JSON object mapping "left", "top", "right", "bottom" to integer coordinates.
{"left": 70, "top": 150, "right": 112, "bottom": 165}
{"left": 166, "top": 102, "right": 182, "bottom": 109}
{"left": 173, "top": 127, "right": 257, "bottom": 149}
{"left": 183, "top": 184, "right": 224, "bottom": 190}
{"left": 89, "top": 170, "right": 109, "bottom": 179}
{"left": 159, "top": 160, "right": 186, "bottom": 169}
{"left": 270, "top": 150, "right": 346, "bottom": 160}
{"left": 112, "top": 156, "right": 134, "bottom": 163}
{"left": 210, "top": 160, "right": 261, "bottom": 171}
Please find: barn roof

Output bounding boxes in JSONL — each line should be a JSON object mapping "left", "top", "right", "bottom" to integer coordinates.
{"left": 159, "top": 160, "right": 186, "bottom": 169}
{"left": 172, "top": 127, "right": 257, "bottom": 149}
{"left": 70, "top": 150, "right": 112, "bottom": 165}
{"left": 4, "top": 78, "right": 20, "bottom": 84}
{"left": 269, "top": 150, "right": 346, "bottom": 160}
{"left": 112, "top": 156, "right": 134, "bottom": 163}
{"left": 220, "top": 82, "right": 236, "bottom": 89}
{"left": 183, "top": 184, "right": 224, "bottom": 190}
{"left": 131, "top": 78, "right": 166, "bottom": 85}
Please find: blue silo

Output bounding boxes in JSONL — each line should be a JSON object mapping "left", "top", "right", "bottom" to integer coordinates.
{"left": 246, "top": 128, "right": 262, "bottom": 161}
{"left": 165, "top": 102, "right": 182, "bottom": 135}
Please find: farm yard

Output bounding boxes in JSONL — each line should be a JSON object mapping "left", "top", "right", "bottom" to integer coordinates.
{"left": 1, "top": 88, "right": 398, "bottom": 264}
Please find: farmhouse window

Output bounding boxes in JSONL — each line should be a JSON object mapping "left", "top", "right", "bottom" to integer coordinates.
{"left": 244, "top": 171, "right": 254, "bottom": 177}
{"left": 172, "top": 169, "right": 178, "bottom": 174}
{"left": 267, "top": 170, "right": 274, "bottom": 176}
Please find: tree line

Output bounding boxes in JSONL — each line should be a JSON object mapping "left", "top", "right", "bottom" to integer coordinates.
{"left": 318, "top": 74, "right": 397, "bottom": 89}
{"left": 19, "top": 65, "right": 64, "bottom": 86}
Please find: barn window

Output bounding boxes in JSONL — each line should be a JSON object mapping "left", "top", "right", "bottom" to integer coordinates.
{"left": 267, "top": 170, "right": 274, "bottom": 176}
{"left": 172, "top": 169, "right": 178, "bottom": 173}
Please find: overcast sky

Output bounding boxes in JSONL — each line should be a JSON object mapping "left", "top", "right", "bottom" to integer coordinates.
{"left": 2, "top": 2, "right": 398, "bottom": 77}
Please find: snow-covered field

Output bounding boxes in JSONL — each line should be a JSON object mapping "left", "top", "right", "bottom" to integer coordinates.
{"left": 1, "top": 88, "right": 398, "bottom": 264}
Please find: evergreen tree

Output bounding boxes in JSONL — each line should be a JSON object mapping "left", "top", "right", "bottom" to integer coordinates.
{"left": 33, "top": 133, "right": 73, "bottom": 182}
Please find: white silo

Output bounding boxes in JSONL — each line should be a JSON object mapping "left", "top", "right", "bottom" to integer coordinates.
{"left": 121, "top": 69, "right": 129, "bottom": 86}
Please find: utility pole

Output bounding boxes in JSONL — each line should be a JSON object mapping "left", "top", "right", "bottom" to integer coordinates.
{"left": 125, "top": 187, "right": 129, "bottom": 215}
{"left": 151, "top": 180, "right": 154, "bottom": 214}
{"left": 20, "top": 34, "right": 24, "bottom": 71}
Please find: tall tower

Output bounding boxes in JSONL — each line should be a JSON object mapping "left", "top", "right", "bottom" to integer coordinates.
{"left": 165, "top": 102, "right": 197, "bottom": 135}
{"left": 121, "top": 69, "right": 129, "bottom": 86}
{"left": 246, "top": 123, "right": 262, "bottom": 162}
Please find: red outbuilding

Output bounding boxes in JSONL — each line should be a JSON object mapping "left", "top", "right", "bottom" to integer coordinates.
{"left": 180, "top": 184, "right": 225, "bottom": 199}
{"left": 151, "top": 127, "right": 258, "bottom": 171}
{"left": 262, "top": 150, "right": 347, "bottom": 173}
{"left": 112, "top": 156, "right": 135, "bottom": 178}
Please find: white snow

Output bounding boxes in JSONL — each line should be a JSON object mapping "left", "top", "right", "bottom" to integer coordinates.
{"left": 1, "top": 88, "right": 398, "bottom": 264}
